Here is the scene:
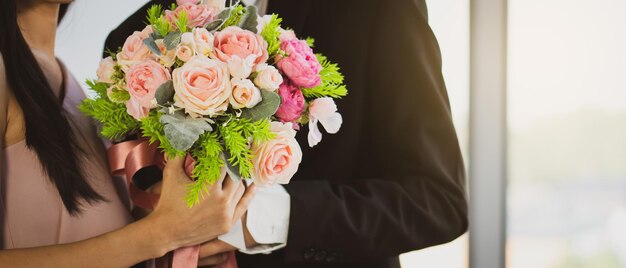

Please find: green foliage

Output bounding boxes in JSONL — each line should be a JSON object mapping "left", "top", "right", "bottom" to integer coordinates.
{"left": 86, "top": 79, "right": 109, "bottom": 99}
{"left": 78, "top": 98, "right": 139, "bottom": 141}
{"left": 220, "top": 5, "right": 246, "bottom": 30}
{"left": 187, "top": 132, "right": 224, "bottom": 206}
{"left": 302, "top": 54, "right": 348, "bottom": 99}
{"left": 218, "top": 118, "right": 253, "bottom": 178}
{"left": 260, "top": 14, "right": 283, "bottom": 57}
{"left": 140, "top": 112, "right": 186, "bottom": 158}
{"left": 108, "top": 88, "right": 130, "bottom": 103}
{"left": 147, "top": 4, "right": 173, "bottom": 37}
{"left": 175, "top": 10, "right": 189, "bottom": 33}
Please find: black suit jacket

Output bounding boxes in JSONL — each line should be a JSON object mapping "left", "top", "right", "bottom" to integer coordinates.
{"left": 105, "top": 1, "right": 468, "bottom": 267}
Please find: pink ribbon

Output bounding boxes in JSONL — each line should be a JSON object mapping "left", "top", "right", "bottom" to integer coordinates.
{"left": 107, "top": 139, "right": 237, "bottom": 268}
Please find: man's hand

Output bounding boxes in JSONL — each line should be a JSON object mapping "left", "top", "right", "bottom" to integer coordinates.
{"left": 197, "top": 212, "right": 259, "bottom": 266}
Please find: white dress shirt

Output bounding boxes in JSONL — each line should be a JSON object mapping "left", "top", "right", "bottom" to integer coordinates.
{"left": 218, "top": 183, "right": 291, "bottom": 254}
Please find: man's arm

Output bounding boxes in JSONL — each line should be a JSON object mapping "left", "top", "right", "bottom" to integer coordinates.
{"left": 281, "top": 0, "right": 467, "bottom": 263}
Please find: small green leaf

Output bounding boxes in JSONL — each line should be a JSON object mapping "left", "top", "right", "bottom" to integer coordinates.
{"left": 161, "top": 113, "right": 214, "bottom": 151}
{"left": 155, "top": 80, "right": 175, "bottom": 105}
{"left": 164, "top": 31, "right": 182, "bottom": 50}
{"left": 217, "top": 8, "right": 231, "bottom": 21}
{"left": 205, "top": 19, "right": 224, "bottom": 31}
{"left": 241, "top": 90, "right": 281, "bottom": 122}
{"left": 143, "top": 37, "right": 162, "bottom": 56}
{"left": 239, "top": 5, "right": 258, "bottom": 33}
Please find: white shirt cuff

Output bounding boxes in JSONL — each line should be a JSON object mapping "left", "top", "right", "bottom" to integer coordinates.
{"left": 219, "top": 183, "right": 290, "bottom": 255}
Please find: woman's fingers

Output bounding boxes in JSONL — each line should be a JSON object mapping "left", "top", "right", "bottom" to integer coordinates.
{"left": 211, "top": 167, "right": 228, "bottom": 194}
{"left": 233, "top": 184, "right": 256, "bottom": 222}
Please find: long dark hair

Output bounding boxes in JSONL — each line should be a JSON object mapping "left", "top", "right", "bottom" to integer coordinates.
{"left": 0, "top": 1, "right": 104, "bottom": 215}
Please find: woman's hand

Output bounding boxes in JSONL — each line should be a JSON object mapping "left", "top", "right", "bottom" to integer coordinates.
{"left": 146, "top": 156, "right": 256, "bottom": 253}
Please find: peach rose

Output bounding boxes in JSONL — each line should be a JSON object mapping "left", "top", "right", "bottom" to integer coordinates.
{"left": 253, "top": 63, "right": 283, "bottom": 91}
{"left": 125, "top": 59, "right": 171, "bottom": 109}
{"left": 251, "top": 122, "right": 302, "bottom": 186}
{"left": 172, "top": 56, "right": 232, "bottom": 117}
{"left": 166, "top": 3, "right": 217, "bottom": 29}
{"left": 212, "top": 26, "right": 269, "bottom": 65}
{"left": 117, "top": 25, "right": 153, "bottom": 71}
{"left": 193, "top": 27, "right": 214, "bottom": 56}
{"left": 176, "top": 32, "right": 197, "bottom": 62}
{"left": 97, "top": 56, "right": 116, "bottom": 84}
{"left": 230, "top": 78, "right": 261, "bottom": 109}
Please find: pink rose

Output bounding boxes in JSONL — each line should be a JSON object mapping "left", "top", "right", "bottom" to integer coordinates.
{"left": 251, "top": 122, "right": 302, "bottom": 186}
{"left": 166, "top": 3, "right": 217, "bottom": 29}
{"left": 172, "top": 56, "right": 232, "bottom": 117}
{"left": 212, "top": 26, "right": 269, "bottom": 65}
{"left": 230, "top": 78, "right": 262, "bottom": 109}
{"left": 276, "top": 39, "right": 322, "bottom": 88}
{"left": 307, "top": 97, "right": 343, "bottom": 147}
{"left": 193, "top": 27, "right": 214, "bottom": 56}
{"left": 125, "top": 59, "right": 171, "bottom": 109}
{"left": 117, "top": 26, "right": 153, "bottom": 71}
{"left": 126, "top": 95, "right": 149, "bottom": 120}
{"left": 253, "top": 63, "right": 283, "bottom": 91}
{"left": 97, "top": 56, "right": 116, "bottom": 84}
{"left": 275, "top": 81, "right": 305, "bottom": 122}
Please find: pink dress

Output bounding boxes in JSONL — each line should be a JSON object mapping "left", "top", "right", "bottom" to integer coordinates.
{"left": 1, "top": 62, "right": 133, "bottom": 249}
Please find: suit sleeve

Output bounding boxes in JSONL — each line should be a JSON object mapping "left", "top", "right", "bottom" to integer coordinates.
{"left": 282, "top": 0, "right": 468, "bottom": 263}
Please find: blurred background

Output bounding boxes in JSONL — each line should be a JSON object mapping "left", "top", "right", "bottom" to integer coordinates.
{"left": 56, "top": 0, "right": 626, "bottom": 267}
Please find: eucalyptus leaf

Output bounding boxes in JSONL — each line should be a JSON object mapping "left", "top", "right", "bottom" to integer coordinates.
{"left": 220, "top": 152, "right": 243, "bottom": 181}
{"left": 155, "top": 80, "right": 175, "bottom": 105}
{"left": 239, "top": 5, "right": 258, "bottom": 33}
{"left": 161, "top": 113, "right": 213, "bottom": 151}
{"left": 143, "top": 37, "right": 161, "bottom": 56}
{"left": 205, "top": 19, "right": 224, "bottom": 31}
{"left": 241, "top": 90, "right": 281, "bottom": 122}
{"left": 217, "top": 8, "right": 231, "bottom": 21}
{"left": 164, "top": 31, "right": 182, "bottom": 50}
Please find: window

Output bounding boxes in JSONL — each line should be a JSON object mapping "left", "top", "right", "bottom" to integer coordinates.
{"left": 507, "top": 0, "right": 626, "bottom": 267}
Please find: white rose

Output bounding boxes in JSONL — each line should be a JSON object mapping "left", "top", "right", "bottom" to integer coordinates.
{"left": 193, "top": 27, "right": 214, "bottom": 57}
{"left": 227, "top": 54, "right": 255, "bottom": 79}
{"left": 253, "top": 63, "right": 283, "bottom": 91}
{"left": 230, "top": 78, "right": 262, "bottom": 109}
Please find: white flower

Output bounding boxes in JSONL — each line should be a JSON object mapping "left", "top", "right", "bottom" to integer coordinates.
{"left": 307, "top": 98, "right": 343, "bottom": 147}
{"left": 227, "top": 54, "right": 256, "bottom": 79}
{"left": 253, "top": 63, "right": 283, "bottom": 91}
{"left": 230, "top": 78, "right": 262, "bottom": 109}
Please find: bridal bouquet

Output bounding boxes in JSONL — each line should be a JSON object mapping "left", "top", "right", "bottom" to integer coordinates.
{"left": 79, "top": 0, "right": 347, "bottom": 207}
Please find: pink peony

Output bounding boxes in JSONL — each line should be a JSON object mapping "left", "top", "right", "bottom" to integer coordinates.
{"left": 172, "top": 56, "right": 231, "bottom": 117}
{"left": 250, "top": 122, "right": 302, "bottom": 186}
{"left": 117, "top": 26, "right": 153, "bottom": 71}
{"left": 275, "top": 81, "right": 305, "bottom": 122}
{"left": 276, "top": 39, "right": 322, "bottom": 88}
{"left": 212, "top": 26, "right": 269, "bottom": 65}
{"left": 166, "top": 3, "right": 217, "bottom": 29}
{"left": 125, "top": 59, "right": 171, "bottom": 109}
